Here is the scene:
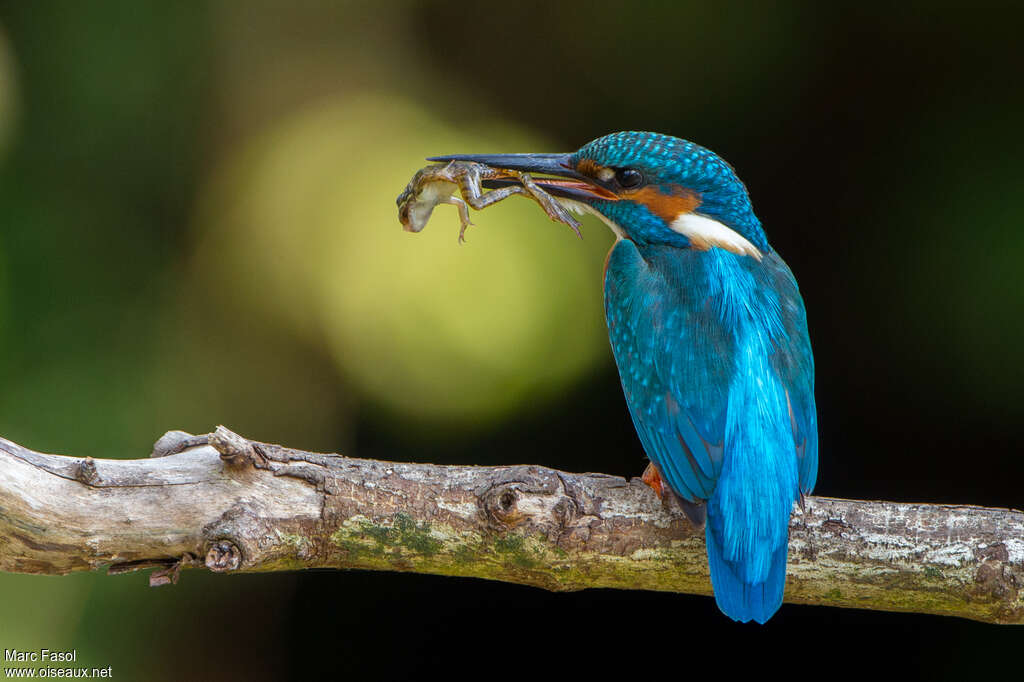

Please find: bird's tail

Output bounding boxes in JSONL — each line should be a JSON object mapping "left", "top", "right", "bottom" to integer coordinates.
{"left": 704, "top": 511, "right": 789, "bottom": 624}
{"left": 702, "top": 333, "right": 800, "bottom": 623}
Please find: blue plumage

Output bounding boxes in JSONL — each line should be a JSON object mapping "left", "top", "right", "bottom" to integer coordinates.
{"left": 590, "top": 133, "right": 817, "bottom": 622}
{"left": 429, "top": 131, "right": 817, "bottom": 622}
{"left": 605, "top": 239, "right": 814, "bottom": 622}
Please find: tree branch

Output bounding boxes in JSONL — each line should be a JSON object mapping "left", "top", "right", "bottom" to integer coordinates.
{"left": 1, "top": 427, "right": 1020, "bottom": 624}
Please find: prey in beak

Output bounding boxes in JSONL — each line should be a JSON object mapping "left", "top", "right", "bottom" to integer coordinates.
{"left": 426, "top": 153, "right": 619, "bottom": 205}
{"left": 396, "top": 157, "right": 593, "bottom": 242}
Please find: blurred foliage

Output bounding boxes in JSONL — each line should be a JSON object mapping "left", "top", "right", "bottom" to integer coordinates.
{"left": 0, "top": 1, "right": 1021, "bottom": 679}
{"left": 0, "top": 25, "right": 11, "bottom": 350}
{"left": 0, "top": 25, "right": 14, "bottom": 157}
{"left": 899, "top": 110, "right": 1024, "bottom": 416}
{"left": 195, "top": 93, "right": 610, "bottom": 423}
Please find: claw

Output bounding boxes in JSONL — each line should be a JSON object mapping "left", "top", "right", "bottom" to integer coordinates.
{"left": 641, "top": 461, "right": 670, "bottom": 499}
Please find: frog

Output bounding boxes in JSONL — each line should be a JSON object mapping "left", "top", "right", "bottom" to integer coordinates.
{"left": 396, "top": 160, "right": 581, "bottom": 242}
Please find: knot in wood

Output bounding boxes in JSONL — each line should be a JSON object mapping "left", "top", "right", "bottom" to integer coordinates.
{"left": 479, "top": 467, "right": 574, "bottom": 531}
{"left": 483, "top": 486, "right": 524, "bottom": 527}
{"left": 75, "top": 457, "right": 99, "bottom": 485}
{"left": 205, "top": 541, "right": 241, "bottom": 572}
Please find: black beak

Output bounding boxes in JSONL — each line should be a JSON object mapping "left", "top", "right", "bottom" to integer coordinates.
{"left": 426, "top": 152, "right": 618, "bottom": 203}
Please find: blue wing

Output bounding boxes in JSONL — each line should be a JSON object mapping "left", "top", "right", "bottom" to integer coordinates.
{"left": 604, "top": 240, "right": 817, "bottom": 502}
{"left": 604, "top": 241, "right": 731, "bottom": 504}
{"left": 763, "top": 254, "right": 818, "bottom": 495}
{"left": 605, "top": 240, "right": 817, "bottom": 623}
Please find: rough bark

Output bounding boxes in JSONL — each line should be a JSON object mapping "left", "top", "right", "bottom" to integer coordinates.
{"left": 0, "top": 427, "right": 1020, "bottom": 624}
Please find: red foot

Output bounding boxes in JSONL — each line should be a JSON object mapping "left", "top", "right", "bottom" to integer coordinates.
{"left": 641, "top": 462, "right": 670, "bottom": 499}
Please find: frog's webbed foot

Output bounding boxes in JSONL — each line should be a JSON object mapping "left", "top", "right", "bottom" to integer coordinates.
{"left": 441, "top": 195, "right": 474, "bottom": 243}
{"left": 515, "top": 172, "right": 583, "bottom": 238}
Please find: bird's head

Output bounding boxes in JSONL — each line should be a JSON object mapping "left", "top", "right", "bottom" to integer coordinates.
{"left": 429, "top": 131, "right": 768, "bottom": 259}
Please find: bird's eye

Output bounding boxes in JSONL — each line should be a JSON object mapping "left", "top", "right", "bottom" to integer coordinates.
{"left": 616, "top": 168, "right": 643, "bottom": 188}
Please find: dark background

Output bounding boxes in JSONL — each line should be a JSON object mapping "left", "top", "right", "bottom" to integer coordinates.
{"left": 0, "top": 2, "right": 1021, "bottom": 679}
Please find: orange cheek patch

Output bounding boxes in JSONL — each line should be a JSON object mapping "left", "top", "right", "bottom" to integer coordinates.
{"left": 626, "top": 184, "right": 701, "bottom": 222}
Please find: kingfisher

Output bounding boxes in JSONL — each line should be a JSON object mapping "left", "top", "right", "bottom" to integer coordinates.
{"left": 428, "top": 131, "right": 817, "bottom": 623}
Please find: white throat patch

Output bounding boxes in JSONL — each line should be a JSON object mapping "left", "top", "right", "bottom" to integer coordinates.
{"left": 669, "top": 213, "right": 763, "bottom": 260}
{"left": 554, "top": 198, "right": 762, "bottom": 260}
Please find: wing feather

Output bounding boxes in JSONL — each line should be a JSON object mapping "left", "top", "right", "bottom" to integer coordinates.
{"left": 606, "top": 241, "right": 817, "bottom": 504}
{"left": 762, "top": 255, "right": 818, "bottom": 495}
{"left": 606, "top": 241, "right": 730, "bottom": 503}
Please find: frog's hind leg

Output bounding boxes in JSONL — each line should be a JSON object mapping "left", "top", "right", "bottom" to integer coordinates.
{"left": 459, "top": 175, "right": 583, "bottom": 237}
{"left": 455, "top": 167, "right": 527, "bottom": 211}
{"left": 512, "top": 172, "right": 582, "bottom": 237}
{"left": 453, "top": 177, "right": 540, "bottom": 243}
{"left": 451, "top": 164, "right": 582, "bottom": 239}
{"left": 439, "top": 195, "right": 474, "bottom": 243}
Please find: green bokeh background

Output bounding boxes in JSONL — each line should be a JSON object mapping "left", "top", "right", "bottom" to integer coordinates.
{"left": 0, "top": 2, "right": 1021, "bottom": 679}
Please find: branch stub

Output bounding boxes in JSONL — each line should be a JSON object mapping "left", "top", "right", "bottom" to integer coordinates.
{"left": 205, "top": 541, "right": 242, "bottom": 572}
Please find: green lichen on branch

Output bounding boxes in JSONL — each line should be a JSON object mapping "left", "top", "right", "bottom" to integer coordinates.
{"left": 321, "top": 509, "right": 708, "bottom": 595}
{"left": 0, "top": 427, "right": 1021, "bottom": 624}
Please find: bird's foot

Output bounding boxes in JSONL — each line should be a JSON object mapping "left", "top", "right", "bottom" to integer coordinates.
{"left": 641, "top": 462, "right": 670, "bottom": 499}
